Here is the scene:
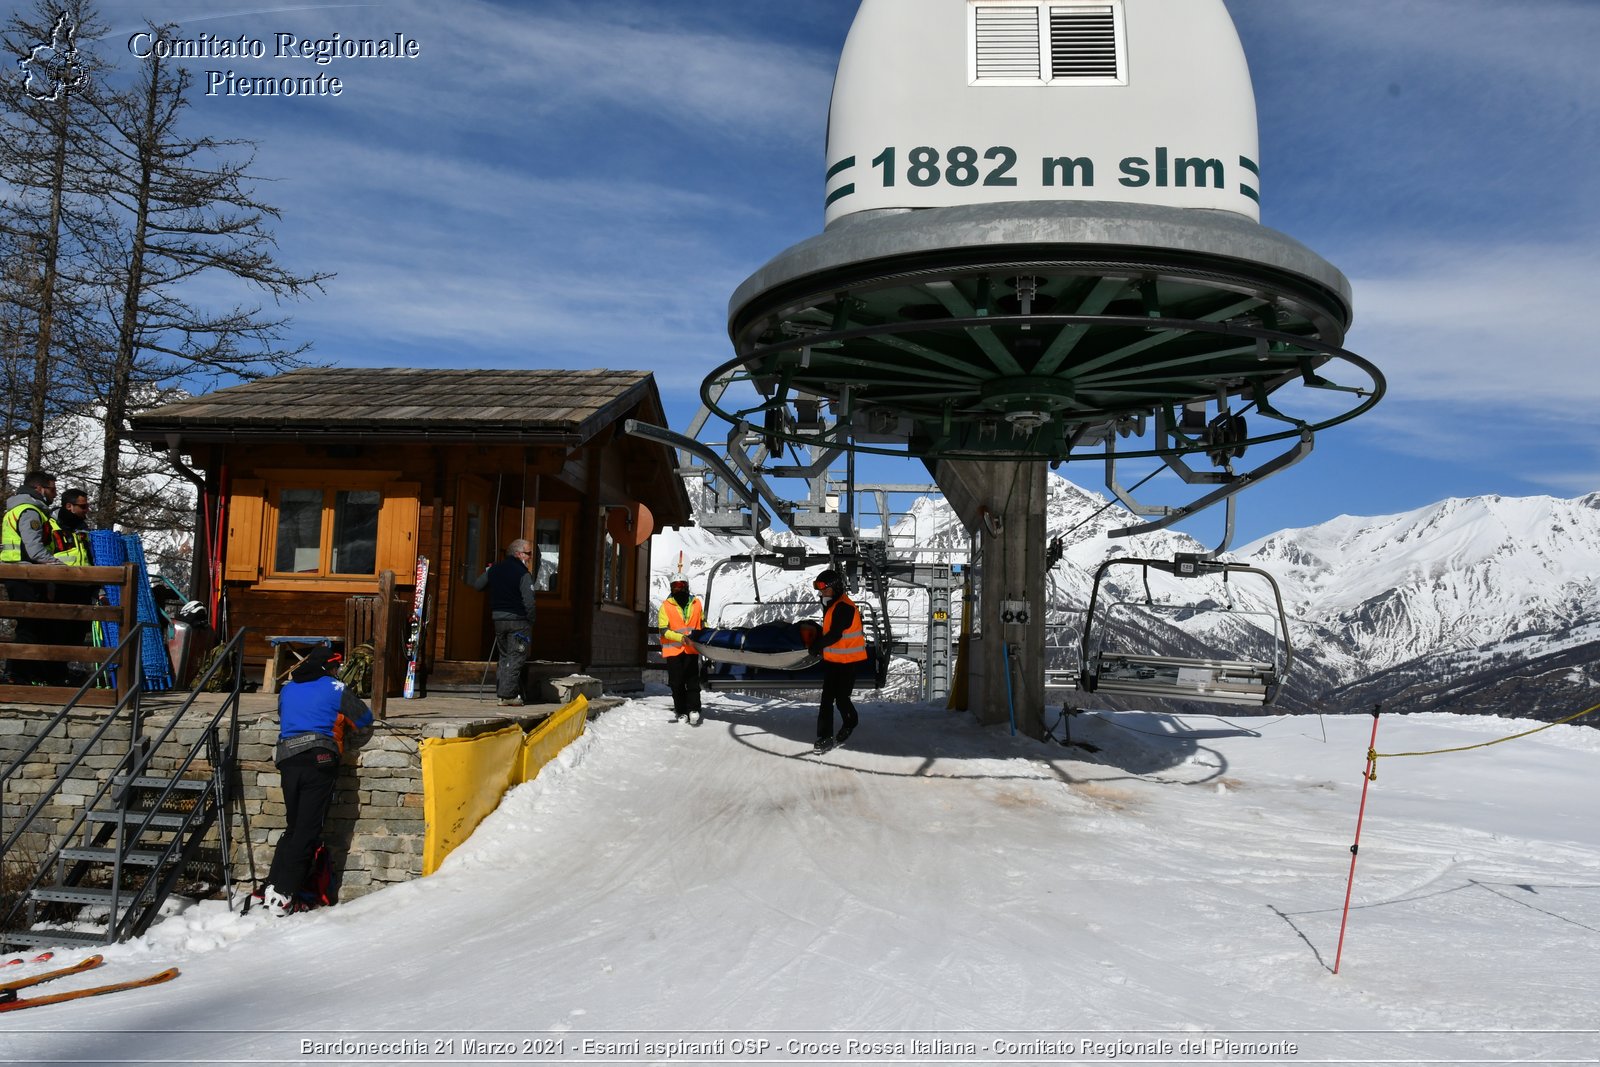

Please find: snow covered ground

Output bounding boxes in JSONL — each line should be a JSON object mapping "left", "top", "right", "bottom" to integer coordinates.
{"left": 4, "top": 692, "right": 1600, "bottom": 1065}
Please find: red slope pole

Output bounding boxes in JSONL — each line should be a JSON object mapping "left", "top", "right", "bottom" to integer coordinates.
{"left": 1333, "top": 705, "right": 1382, "bottom": 975}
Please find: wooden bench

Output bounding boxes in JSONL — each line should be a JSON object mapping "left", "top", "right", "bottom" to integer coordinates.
{"left": 263, "top": 635, "right": 342, "bottom": 694}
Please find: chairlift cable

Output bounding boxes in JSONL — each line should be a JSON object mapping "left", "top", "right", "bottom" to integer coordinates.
{"left": 1060, "top": 465, "right": 1163, "bottom": 543}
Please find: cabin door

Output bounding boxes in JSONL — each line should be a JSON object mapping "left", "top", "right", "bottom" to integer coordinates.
{"left": 447, "top": 475, "right": 492, "bottom": 660}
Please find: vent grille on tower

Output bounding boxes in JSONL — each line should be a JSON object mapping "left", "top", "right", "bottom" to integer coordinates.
{"left": 972, "top": 2, "right": 1125, "bottom": 85}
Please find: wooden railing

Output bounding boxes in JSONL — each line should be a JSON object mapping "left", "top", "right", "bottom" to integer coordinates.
{"left": 0, "top": 562, "right": 141, "bottom": 708}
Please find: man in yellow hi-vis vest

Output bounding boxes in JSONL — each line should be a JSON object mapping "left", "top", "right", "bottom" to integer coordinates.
{"left": 2, "top": 470, "right": 66, "bottom": 684}
{"left": 47, "top": 488, "right": 96, "bottom": 669}
{"left": 658, "top": 578, "right": 703, "bottom": 725}
{"left": 810, "top": 569, "right": 867, "bottom": 754}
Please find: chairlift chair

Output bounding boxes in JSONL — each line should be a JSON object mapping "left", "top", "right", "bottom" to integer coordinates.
{"left": 694, "top": 554, "right": 894, "bottom": 692}
{"left": 1078, "top": 555, "right": 1293, "bottom": 706}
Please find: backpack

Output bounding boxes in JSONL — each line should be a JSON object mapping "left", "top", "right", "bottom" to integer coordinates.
{"left": 298, "top": 842, "right": 336, "bottom": 907}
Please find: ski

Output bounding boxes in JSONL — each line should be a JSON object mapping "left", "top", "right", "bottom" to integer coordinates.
{"left": 1, "top": 951, "right": 53, "bottom": 968}
{"left": 403, "top": 555, "right": 430, "bottom": 699}
{"left": 0, "top": 966, "right": 179, "bottom": 1013}
{"left": 0, "top": 955, "right": 103, "bottom": 996}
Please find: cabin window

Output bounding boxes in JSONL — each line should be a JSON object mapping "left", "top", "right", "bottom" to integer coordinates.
{"left": 970, "top": 1, "right": 1125, "bottom": 86}
{"left": 331, "top": 490, "right": 380, "bottom": 574}
{"left": 224, "top": 474, "right": 417, "bottom": 587}
{"left": 270, "top": 486, "right": 381, "bottom": 576}
{"left": 273, "top": 488, "right": 324, "bottom": 573}
{"left": 534, "top": 516, "right": 564, "bottom": 596}
{"left": 600, "top": 530, "right": 630, "bottom": 605}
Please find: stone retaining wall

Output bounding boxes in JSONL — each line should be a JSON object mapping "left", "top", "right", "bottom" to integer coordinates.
{"left": 0, "top": 705, "right": 540, "bottom": 903}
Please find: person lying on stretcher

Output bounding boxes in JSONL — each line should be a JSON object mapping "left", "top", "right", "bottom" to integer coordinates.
{"left": 687, "top": 619, "right": 824, "bottom": 667}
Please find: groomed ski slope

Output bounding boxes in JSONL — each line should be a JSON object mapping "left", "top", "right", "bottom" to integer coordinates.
{"left": 4, "top": 693, "right": 1600, "bottom": 1064}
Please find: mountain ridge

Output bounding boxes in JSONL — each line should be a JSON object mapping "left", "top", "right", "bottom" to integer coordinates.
{"left": 653, "top": 479, "right": 1600, "bottom": 721}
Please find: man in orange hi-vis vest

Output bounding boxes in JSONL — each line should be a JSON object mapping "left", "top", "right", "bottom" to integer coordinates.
{"left": 658, "top": 578, "right": 704, "bottom": 725}
{"left": 810, "top": 569, "right": 866, "bottom": 754}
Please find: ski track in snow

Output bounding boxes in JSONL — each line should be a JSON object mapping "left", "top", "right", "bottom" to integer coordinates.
{"left": 3, "top": 693, "right": 1599, "bottom": 1063}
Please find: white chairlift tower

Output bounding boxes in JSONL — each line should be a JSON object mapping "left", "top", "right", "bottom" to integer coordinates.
{"left": 706, "top": 0, "right": 1383, "bottom": 737}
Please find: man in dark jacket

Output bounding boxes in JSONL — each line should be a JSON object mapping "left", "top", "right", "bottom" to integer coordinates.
{"left": 263, "top": 647, "right": 371, "bottom": 917}
{"left": 469, "top": 539, "right": 537, "bottom": 706}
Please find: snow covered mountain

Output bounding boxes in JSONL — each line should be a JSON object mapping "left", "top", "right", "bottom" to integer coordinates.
{"left": 653, "top": 480, "right": 1600, "bottom": 719}
{"left": 1241, "top": 493, "right": 1600, "bottom": 717}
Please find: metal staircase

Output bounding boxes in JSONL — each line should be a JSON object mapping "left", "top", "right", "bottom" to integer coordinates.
{"left": 0, "top": 628, "right": 249, "bottom": 951}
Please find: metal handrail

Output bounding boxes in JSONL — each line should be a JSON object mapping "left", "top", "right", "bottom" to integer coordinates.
{"left": 108, "top": 629, "right": 249, "bottom": 940}
{"left": 0, "top": 628, "right": 250, "bottom": 944}
{"left": 0, "top": 623, "right": 150, "bottom": 854}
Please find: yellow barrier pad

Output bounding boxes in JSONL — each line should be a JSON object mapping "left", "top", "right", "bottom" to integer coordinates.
{"left": 419, "top": 724, "right": 523, "bottom": 875}
{"left": 518, "top": 694, "right": 588, "bottom": 784}
{"left": 419, "top": 695, "right": 592, "bottom": 875}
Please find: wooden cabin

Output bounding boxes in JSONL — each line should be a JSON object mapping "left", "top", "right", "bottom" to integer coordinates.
{"left": 128, "top": 368, "right": 692, "bottom": 698}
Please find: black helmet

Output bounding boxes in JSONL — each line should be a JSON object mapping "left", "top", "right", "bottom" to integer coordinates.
{"left": 813, "top": 569, "right": 843, "bottom": 593}
{"left": 290, "top": 646, "right": 338, "bottom": 684}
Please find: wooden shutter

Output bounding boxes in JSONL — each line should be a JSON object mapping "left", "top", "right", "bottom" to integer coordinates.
{"left": 224, "top": 479, "right": 265, "bottom": 582}
{"left": 376, "top": 482, "right": 421, "bottom": 576}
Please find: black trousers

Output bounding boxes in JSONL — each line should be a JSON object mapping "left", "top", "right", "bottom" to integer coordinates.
{"left": 666, "top": 653, "right": 701, "bottom": 714}
{"left": 492, "top": 618, "right": 531, "bottom": 700}
{"left": 817, "top": 659, "right": 860, "bottom": 740}
{"left": 4, "top": 579, "right": 64, "bottom": 685}
{"left": 267, "top": 749, "right": 340, "bottom": 899}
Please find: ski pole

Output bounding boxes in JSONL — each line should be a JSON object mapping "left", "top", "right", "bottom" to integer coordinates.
{"left": 1333, "top": 705, "right": 1382, "bottom": 975}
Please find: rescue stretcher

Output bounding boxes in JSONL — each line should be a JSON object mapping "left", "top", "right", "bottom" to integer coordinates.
{"left": 688, "top": 621, "right": 884, "bottom": 690}
{"left": 689, "top": 625, "right": 820, "bottom": 670}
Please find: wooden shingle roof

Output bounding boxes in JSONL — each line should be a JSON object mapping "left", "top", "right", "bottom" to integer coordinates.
{"left": 129, "top": 368, "right": 666, "bottom": 445}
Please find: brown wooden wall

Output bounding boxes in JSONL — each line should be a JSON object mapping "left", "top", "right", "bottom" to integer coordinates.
{"left": 207, "top": 434, "right": 657, "bottom": 682}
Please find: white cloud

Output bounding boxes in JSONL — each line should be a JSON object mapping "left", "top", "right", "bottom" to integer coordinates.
{"left": 449, "top": 3, "right": 836, "bottom": 139}
{"left": 1346, "top": 238, "right": 1600, "bottom": 417}
{"left": 1276, "top": 0, "right": 1600, "bottom": 96}
{"left": 92, "top": 0, "right": 837, "bottom": 145}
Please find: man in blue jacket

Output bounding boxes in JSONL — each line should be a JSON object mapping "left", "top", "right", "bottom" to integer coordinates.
{"left": 263, "top": 646, "right": 372, "bottom": 917}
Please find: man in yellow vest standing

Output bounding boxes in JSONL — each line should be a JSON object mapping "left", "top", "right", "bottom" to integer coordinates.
{"left": 658, "top": 578, "right": 703, "bottom": 725}
{"left": 811, "top": 569, "right": 867, "bottom": 754}
{"left": 1, "top": 470, "right": 65, "bottom": 685}
{"left": 51, "top": 488, "right": 96, "bottom": 668}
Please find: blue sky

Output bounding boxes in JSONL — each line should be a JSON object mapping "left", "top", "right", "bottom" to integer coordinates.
{"left": 61, "top": 0, "right": 1600, "bottom": 544}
